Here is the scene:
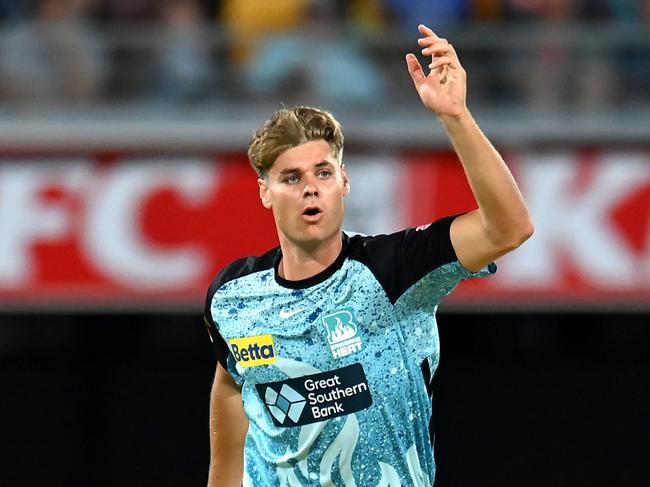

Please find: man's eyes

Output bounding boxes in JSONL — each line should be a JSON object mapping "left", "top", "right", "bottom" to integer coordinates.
{"left": 283, "top": 170, "right": 332, "bottom": 184}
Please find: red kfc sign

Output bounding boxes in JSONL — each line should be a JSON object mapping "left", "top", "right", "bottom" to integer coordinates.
{"left": 0, "top": 155, "right": 276, "bottom": 306}
{"left": 403, "top": 151, "right": 650, "bottom": 308}
{"left": 0, "top": 150, "right": 648, "bottom": 309}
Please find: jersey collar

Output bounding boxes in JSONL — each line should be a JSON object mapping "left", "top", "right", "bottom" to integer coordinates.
{"left": 274, "top": 232, "right": 350, "bottom": 289}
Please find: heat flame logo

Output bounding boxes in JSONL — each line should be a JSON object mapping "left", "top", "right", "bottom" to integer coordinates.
{"left": 321, "top": 310, "right": 363, "bottom": 358}
{"left": 329, "top": 316, "right": 357, "bottom": 343}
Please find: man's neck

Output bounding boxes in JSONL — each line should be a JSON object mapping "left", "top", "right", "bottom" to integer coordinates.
{"left": 278, "top": 233, "right": 343, "bottom": 281}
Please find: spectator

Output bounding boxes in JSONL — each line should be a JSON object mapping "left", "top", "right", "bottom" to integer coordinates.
{"left": 503, "top": 0, "right": 544, "bottom": 21}
{"left": 96, "top": 0, "right": 157, "bottom": 23}
{"left": 153, "top": 0, "right": 212, "bottom": 104}
{"left": 0, "top": 0, "right": 105, "bottom": 106}
{"left": 470, "top": 0, "right": 503, "bottom": 21}
{"left": 345, "top": 0, "right": 385, "bottom": 33}
{"left": 517, "top": 0, "right": 616, "bottom": 112}
{"left": 243, "top": 0, "right": 385, "bottom": 106}
{"left": 0, "top": 0, "right": 27, "bottom": 22}
{"left": 383, "top": 0, "right": 468, "bottom": 31}
{"left": 220, "top": 0, "right": 310, "bottom": 64}
{"left": 605, "top": 0, "right": 638, "bottom": 22}
{"left": 615, "top": 0, "right": 650, "bottom": 106}
{"left": 580, "top": 0, "right": 614, "bottom": 21}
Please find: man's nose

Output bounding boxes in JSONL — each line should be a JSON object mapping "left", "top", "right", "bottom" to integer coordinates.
{"left": 302, "top": 175, "right": 319, "bottom": 197}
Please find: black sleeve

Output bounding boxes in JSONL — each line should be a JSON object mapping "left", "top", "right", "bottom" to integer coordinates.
{"left": 202, "top": 250, "right": 278, "bottom": 369}
{"left": 349, "top": 214, "right": 461, "bottom": 304}
{"left": 204, "top": 276, "right": 231, "bottom": 370}
{"left": 203, "top": 259, "right": 243, "bottom": 370}
{"left": 203, "top": 315, "right": 230, "bottom": 369}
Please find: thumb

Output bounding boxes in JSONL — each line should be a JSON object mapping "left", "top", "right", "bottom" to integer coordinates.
{"left": 405, "top": 53, "right": 426, "bottom": 88}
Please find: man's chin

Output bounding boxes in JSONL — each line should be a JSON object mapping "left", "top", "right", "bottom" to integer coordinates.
{"left": 284, "top": 226, "right": 340, "bottom": 248}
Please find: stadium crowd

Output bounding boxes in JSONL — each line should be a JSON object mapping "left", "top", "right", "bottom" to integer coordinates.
{"left": 0, "top": 0, "right": 649, "bottom": 110}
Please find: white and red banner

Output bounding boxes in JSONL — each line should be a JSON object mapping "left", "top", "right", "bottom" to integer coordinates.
{"left": 0, "top": 151, "right": 648, "bottom": 310}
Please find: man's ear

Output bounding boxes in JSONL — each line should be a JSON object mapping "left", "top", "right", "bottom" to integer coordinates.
{"left": 341, "top": 164, "right": 351, "bottom": 197}
{"left": 258, "top": 178, "right": 272, "bottom": 209}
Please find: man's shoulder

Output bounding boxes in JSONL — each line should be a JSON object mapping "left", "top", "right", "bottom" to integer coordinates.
{"left": 345, "top": 229, "right": 406, "bottom": 258}
{"left": 346, "top": 217, "right": 458, "bottom": 260}
{"left": 206, "top": 247, "right": 278, "bottom": 298}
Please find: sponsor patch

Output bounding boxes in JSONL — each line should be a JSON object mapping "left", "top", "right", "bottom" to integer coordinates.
{"left": 322, "top": 309, "right": 363, "bottom": 359}
{"left": 229, "top": 334, "right": 276, "bottom": 367}
{"left": 256, "top": 363, "right": 372, "bottom": 427}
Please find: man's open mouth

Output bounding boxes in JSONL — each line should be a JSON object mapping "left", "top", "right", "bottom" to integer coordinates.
{"left": 302, "top": 207, "right": 322, "bottom": 216}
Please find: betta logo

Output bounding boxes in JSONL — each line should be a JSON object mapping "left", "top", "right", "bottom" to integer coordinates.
{"left": 229, "top": 334, "right": 276, "bottom": 367}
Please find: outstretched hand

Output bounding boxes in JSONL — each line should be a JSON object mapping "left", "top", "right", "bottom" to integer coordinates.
{"left": 406, "top": 24, "right": 467, "bottom": 118}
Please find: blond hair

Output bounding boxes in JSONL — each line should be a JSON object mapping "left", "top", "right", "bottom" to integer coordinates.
{"left": 248, "top": 106, "right": 344, "bottom": 177}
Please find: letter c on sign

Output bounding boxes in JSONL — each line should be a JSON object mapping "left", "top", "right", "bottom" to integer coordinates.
{"left": 84, "top": 160, "right": 215, "bottom": 288}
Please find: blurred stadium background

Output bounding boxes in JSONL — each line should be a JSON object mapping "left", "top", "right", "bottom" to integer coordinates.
{"left": 0, "top": 0, "right": 648, "bottom": 485}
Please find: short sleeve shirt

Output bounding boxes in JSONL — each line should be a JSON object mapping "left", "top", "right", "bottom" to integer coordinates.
{"left": 204, "top": 215, "right": 496, "bottom": 487}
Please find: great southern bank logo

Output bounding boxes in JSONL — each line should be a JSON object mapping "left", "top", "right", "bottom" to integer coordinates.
{"left": 256, "top": 363, "right": 372, "bottom": 427}
{"left": 262, "top": 384, "right": 307, "bottom": 425}
{"left": 322, "top": 310, "right": 363, "bottom": 359}
{"left": 229, "top": 334, "right": 276, "bottom": 367}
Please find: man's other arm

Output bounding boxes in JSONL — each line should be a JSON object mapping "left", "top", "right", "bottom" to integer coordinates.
{"left": 207, "top": 362, "right": 248, "bottom": 487}
{"left": 443, "top": 111, "right": 533, "bottom": 272}
{"left": 406, "top": 24, "right": 533, "bottom": 272}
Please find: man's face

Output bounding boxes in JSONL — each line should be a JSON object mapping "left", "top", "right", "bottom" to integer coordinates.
{"left": 258, "top": 139, "right": 350, "bottom": 248}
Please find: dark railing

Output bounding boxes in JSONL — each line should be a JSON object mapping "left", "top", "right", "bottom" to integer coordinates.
{"left": 0, "top": 23, "right": 649, "bottom": 149}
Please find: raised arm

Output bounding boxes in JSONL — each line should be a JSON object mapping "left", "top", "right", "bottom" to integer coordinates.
{"left": 406, "top": 24, "right": 533, "bottom": 272}
{"left": 207, "top": 362, "right": 248, "bottom": 487}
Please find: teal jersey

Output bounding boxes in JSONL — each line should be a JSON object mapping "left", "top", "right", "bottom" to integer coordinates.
{"left": 205, "top": 215, "right": 495, "bottom": 486}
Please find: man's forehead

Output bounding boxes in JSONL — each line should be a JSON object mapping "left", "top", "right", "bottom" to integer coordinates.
{"left": 279, "top": 160, "right": 335, "bottom": 174}
{"left": 272, "top": 140, "right": 338, "bottom": 171}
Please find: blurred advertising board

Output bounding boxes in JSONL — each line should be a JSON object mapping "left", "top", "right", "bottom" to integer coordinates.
{"left": 0, "top": 151, "right": 648, "bottom": 311}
